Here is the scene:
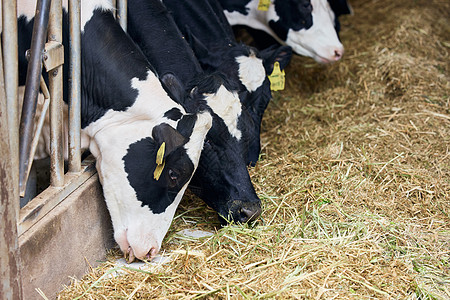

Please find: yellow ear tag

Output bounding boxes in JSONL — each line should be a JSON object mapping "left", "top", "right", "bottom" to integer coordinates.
{"left": 268, "top": 61, "right": 285, "bottom": 91}
{"left": 257, "top": 0, "right": 270, "bottom": 11}
{"left": 153, "top": 160, "right": 165, "bottom": 180}
{"left": 156, "top": 142, "right": 165, "bottom": 165}
{"left": 154, "top": 142, "right": 166, "bottom": 180}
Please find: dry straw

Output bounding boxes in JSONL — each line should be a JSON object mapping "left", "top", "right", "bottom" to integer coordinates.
{"left": 58, "top": 0, "right": 449, "bottom": 298}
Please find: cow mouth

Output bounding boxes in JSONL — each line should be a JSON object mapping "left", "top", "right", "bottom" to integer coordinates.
{"left": 124, "top": 245, "right": 159, "bottom": 263}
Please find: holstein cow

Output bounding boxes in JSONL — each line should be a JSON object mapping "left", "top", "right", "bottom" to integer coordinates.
{"left": 218, "top": 0, "right": 352, "bottom": 63}
{"left": 16, "top": 0, "right": 212, "bottom": 262}
{"left": 127, "top": 0, "right": 263, "bottom": 224}
{"left": 162, "top": 0, "right": 292, "bottom": 167}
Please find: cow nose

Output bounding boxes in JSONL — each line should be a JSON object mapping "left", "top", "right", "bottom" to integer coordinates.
{"left": 334, "top": 48, "right": 344, "bottom": 61}
{"left": 234, "top": 200, "right": 262, "bottom": 223}
{"left": 126, "top": 246, "right": 159, "bottom": 263}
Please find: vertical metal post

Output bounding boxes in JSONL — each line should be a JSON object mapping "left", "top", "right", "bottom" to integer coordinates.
{"left": 0, "top": 29, "right": 23, "bottom": 300}
{"left": 68, "top": 0, "right": 81, "bottom": 172}
{"left": 117, "top": 0, "right": 127, "bottom": 31}
{"left": 48, "top": 0, "right": 64, "bottom": 187}
{"left": 18, "top": 0, "right": 52, "bottom": 196}
{"left": 2, "top": 0, "right": 19, "bottom": 211}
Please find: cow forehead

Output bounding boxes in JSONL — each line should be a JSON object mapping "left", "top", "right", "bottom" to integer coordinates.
{"left": 235, "top": 53, "right": 266, "bottom": 92}
{"left": 204, "top": 86, "right": 242, "bottom": 141}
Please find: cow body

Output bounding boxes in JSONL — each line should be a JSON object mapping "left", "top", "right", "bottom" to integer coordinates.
{"left": 16, "top": 0, "right": 212, "bottom": 262}
{"left": 218, "top": 0, "right": 352, "bottom": 63}
{"left": 127, "top": 0, "right": 263, "bottom": 223}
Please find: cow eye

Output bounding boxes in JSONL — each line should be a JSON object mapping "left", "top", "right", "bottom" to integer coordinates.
{"left": 168, "top": 169, "right": 178, "bottom": 182}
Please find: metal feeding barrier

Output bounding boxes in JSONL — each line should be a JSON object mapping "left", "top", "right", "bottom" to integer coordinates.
{"left": 1, "top": 1, "right": 127, "bottom": 298}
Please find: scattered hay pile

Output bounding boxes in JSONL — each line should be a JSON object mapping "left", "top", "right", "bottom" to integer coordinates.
{"left": 58, "top": 0, "right": 449, "bottom": 298}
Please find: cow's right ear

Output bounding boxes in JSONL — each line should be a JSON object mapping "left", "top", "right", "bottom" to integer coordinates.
{"left": 152, "top": 123, "right": 188, "bottom": 158}
{"left": 260, "top": 45, "right": 293, "bottom": 74}
{"left": 161, "top": 73, "right": 186, "bottom": 104}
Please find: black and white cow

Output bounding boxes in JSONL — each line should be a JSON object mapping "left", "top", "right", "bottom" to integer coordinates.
{"left": 162, "top": 0, "right": 292, "bottom": 166}
{"left": 218, "top": 0, "right": 352, "bottom": 63}
{"left": 16, "top": 0, "right": 212, "bottom": 262}
{"left": 127, "top": 0, "right": 263, "bottom": 224}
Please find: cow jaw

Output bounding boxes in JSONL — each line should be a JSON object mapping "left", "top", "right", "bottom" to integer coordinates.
{"left": 286, "top": 0, "right": 344, "bottom": 63}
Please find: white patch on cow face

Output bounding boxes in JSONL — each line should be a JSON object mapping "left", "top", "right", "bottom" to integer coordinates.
{"left": 184, "top": 111, "right": 213, "bottom": 169}
{"left": 205, "top": 85, "right": 242, "bottom": 140}
{"left": 235, "top": 52, "right": 266, "bottom": 92}
{"left": 286, "top": 0, "right": 344, "bottom": 63}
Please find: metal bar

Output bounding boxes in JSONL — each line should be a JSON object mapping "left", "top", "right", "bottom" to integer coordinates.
{"left": 18, "top": 0, "right": 52, "bottom": 197}
{"left": 48, "top": 0, "right": 64, "bottom": 187}
{"left": 25, "top": 77, "right": 50, "bottom": 182}
{"left": 68, "top": 0, "right": 81, "bottom": 172}
{"left": 117, "top": 0, "right": 127, "bottom": 31}
{"left": 0, "top": 24, "right": 23, "bottom": 299}
{"left": 2, "top": 0, "right": 19, "bottom": 208}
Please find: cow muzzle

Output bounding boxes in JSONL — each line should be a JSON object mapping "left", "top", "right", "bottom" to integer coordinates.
{"left": 115, "top": 229, "right": 160, "bottom": 263}
{"left": 222, "top": 199, "right": 262, "bottom": 225}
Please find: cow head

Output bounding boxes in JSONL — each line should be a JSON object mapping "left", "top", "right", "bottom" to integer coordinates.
{"left": 88, "top": 108, "right": 212, "bottom": 262}
{"left": 162, "top": 71, "right": 263, "bottom": 225}
{"left": 272, "top": 0, "right": 347, "bottom": 63}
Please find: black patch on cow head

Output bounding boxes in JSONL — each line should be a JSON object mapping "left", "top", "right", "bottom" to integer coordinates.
{"left": 81, "top": 9, "right": 156, "bottom": 128}
{"left": 164, "top": 108, "right": 183, "bottom": 121}
{"left": 123, "top": 123, "right": 193, "bottom": 213}
{"left": 328, "top": 0, "right": 352, "bottom": 34}
{"left": 269, "top": 0, "right": 313, "bottom": 41}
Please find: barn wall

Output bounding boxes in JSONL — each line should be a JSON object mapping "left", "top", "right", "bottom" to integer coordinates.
{"left": 19, "top": 174, "right": 114, "bottom": 300}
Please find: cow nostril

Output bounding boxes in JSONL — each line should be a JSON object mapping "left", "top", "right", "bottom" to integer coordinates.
{"left": 239, "top": 206, "right": 262, "bottom": 223}
{"left": 145, "top": 247, "right": 158, "bottom": 260}
{"left": 334, "top": 50, "right": 343, "bottom": 60}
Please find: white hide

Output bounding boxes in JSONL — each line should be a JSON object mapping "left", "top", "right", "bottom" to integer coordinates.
{"left": 223, "top": 0, "right": 344, "bottom": 63}
{"left": 235, "top": 51, "right": 266, "bottom": 92}
{"left": 205, "top": 85, "right": 242, "bottom": 140}
{"left": 17, "top": 0, "right": 114, "bottom": 30}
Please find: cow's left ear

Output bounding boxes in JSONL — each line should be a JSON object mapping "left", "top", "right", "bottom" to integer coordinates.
{"left": 152, "top": 123, "right": 188, "bottom": 158}
{"left": 260, "top": 45, "right": 293, "bottom": 74}
{"left": 161, "top": 73, "right": 186, "bottom": 104}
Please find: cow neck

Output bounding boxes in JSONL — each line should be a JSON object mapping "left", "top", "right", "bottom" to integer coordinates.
{"left": 163, "top": 0, "right": 235, "bottom": 49}
{"left": 127, "top": 0, "right": 203, "bottom": 86}
{"left": 80, "top": 9, "right": 181, "bottom": 130}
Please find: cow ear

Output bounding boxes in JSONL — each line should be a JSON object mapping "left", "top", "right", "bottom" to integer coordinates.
{"left": 185, "top": 29, "right": 209, "bottom": 61}
{"left": 260, "top": 45, "right": 293, "bottom": 74}
{"left": 161, "top": 73, "right": 186, "bottom": 104}
{"left": 152, "top": 123, "right": 188, "bottom": 158}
